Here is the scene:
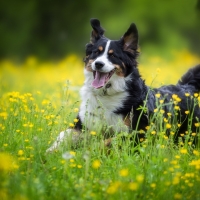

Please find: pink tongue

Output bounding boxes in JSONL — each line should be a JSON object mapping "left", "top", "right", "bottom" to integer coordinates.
{"left": 92, "top": 71, "right": 108, "bottom": 89}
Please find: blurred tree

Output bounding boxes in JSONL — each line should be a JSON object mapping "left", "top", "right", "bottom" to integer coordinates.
{"left": 0, "top": 0, "right": 93, "bottom": 60}
{"left": 0, "top": 0, "right": 199, "bottom": 60}
{"left": 193, "top": 0, "right": 200, "bottom": 52}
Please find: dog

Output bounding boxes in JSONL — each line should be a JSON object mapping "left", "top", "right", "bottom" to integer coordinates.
{"left": 46, "top": 18, "right": 200, "bottom": 152}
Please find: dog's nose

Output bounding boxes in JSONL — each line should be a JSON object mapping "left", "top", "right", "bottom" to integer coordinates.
{"left": 95, "top": 61, "right": 105, "bottom": 70}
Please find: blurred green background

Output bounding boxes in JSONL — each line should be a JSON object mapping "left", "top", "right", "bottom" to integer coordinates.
{"left": 0, "top": 0, "right": 200, "bottom": 61}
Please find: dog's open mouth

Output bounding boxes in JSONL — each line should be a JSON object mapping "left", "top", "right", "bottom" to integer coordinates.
{"left": 92, "top": 70, "right": 115, "bottom": 89}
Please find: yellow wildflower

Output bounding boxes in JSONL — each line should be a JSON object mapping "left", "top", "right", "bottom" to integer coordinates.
{"left": 42, "top": 99, "right": 50, "bottom": 105}
{"left": 164, "top": 118, "right": 168, "bottom": 122}
{"left": 185, "top": 110, "right": 189, "bottom": 115}
{"left": 167, "top": 112, "right": 172, "bottom": 117}
{"left": 174, "top": 193, "right": 182, "bottom": 199}
{"left": 74, "top": 108, "right": 79, "bottom": 112}
{"left": 166, "top": 123, "right": 171, "bottom": 129}
{"left": 60, "top": 160, "right": 66, "bottom": 164}
{"left": 194, "top": 123, "right": 200, "bottom": 127}
{"left": 29, "top": 123, "right": 34, "bottom": 128}
{"left": 193, "top": 150, "right": 199, "bottom": 156}
{"left": 160, "top": 109, "right": 165, "bottom": 114}
{"left": 155, "top": 93, "right": 161, "bottom": 98}
{"left": 73, "top": 118, "right": 79, "bottom": 123}
{"left": 136, "top": 175, "right": 144, "bottom": 183}
{"left": 180, "top": 148, "right": 187, "bottom": 154}
{"left": 185, "top": 93, "right": 190, "bottom": 97}
{"left": 129, "top": 182, "right": 138, "bottom": 191}
{"left": 163, "top": 135, "right": 168, "bottom": 140}
{"left": 172, "top": 177, "right": 180, "bottom": 185}
{"left": 159, "top": 99, "right": 164, "bottom": 104}
{"left": 145, "top": 126, "right": 150, "bottom": 130}
{"left": 174, "top": 106, "right": 180, "bottom": 110}
{"left": 69, "top": 151, "right": 76, "bottom": 156}
{"left": 69, "top": 123, "right": 75, "bottom": 128}
{"left": 92, "top": 160, "right": 101, "bottom": 169}
{"left": 119, "top": 168, "right": 129, "bottom": 177}
{"left": 151, "top": 131, "right": 156, "bottom": 135}
{"left": 163, "top": 158, "right": 168, "bottom": 162}
{"left": 0, "top": 152, "right": 18, "bottom": 172}
{"left": 0, "top": 112, "right": 8, "bottom": 120}
{"left": 175, "top": 155, "right": 180, "bottom": 159}
{"left": 150, "top": 183, "right": 156, "bottom": 188}
{"left": 107, "top": 181, "right": 121, "bottom": 194}
{"left": 176, "top": 97, "right": 181, "bottom": 102}
{"left": 154, "top": 108, "right": 158, "bottom": 113}
{"left": 18, "top": 150, "right": 24, "bottom": 156}
{"left": 90, "top": 131, "right": 96, "bottom": 135}
{"left": 172, "top": 94, "right": 178, "bottom": 99}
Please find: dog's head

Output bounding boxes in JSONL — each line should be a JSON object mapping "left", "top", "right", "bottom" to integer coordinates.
{"left": 84, "top": 18, "right": 139, "bottom": 89}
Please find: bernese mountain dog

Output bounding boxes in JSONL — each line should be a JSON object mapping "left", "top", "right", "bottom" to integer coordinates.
{"left": 47, "top": 18, "right": 200, "bottom": 152}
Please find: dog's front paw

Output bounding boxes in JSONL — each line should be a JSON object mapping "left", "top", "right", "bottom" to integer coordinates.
{"left": 46, "top": 131, "right": 66, "bottom": 153}
{"left": 46, "top": 142, "right": 59, "bottom": 153}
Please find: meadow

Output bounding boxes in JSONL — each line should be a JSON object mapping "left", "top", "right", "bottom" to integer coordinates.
{"left": 0, "top": 50, "right": 200, "bottom": 200}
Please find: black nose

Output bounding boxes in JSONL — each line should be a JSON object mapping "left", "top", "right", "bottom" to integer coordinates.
{"left": 95, "top": 61, "right": 104, "bottom": 70}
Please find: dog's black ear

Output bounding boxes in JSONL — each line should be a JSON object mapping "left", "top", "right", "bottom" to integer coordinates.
{"left": 122, "top": 23, "right": 138, "bottom": 52}
{"left": 90, "top": 18, "right": 105, "bottom": 44}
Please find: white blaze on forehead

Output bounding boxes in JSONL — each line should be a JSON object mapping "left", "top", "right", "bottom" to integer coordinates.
{"left": 92, "top": 40, "right": 114, "bottom": 73}
{"left": 95, "top": 40, "right": 110, "bottom": 61}
{"left": 103, "top": 40, "right": 111, "bottom": 56}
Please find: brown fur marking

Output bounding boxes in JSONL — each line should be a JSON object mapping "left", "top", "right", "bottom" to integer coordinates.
{"left": 108, "top": 49, "right": 114, "bottom": 54}
{"left": 124, "top": 114, "right": 131, "bottom": 127}
{"left": 114, "top": 64, "right": 125, "bottom": 77}
{"left": 98, "top": 46, "right": 103, "bottom": 51}
{"left": 85, "top": 59, "right": 94, "bottom": 72}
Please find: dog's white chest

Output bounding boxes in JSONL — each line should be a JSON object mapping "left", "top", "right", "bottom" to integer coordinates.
{"left": 79, "top": 85, "right": 129, "bottom": 133}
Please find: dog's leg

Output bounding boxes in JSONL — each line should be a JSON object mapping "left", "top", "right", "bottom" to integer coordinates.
{"left": 46, "top": 129, "right": 73, "bottom": 153}
{"left": 46, "top": 115, "right": 83, "bottom": 153}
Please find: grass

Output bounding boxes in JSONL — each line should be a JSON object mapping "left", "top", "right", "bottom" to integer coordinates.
{"left": 0, "top": 51, "right": 200, "bottom": 200}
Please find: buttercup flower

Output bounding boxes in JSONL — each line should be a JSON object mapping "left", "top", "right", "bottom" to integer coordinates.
{"left": 119, "top": 168, "right": 129, "bottom": 177}
{"left": 92, "top": 160, "right": 101, "bottom": 169}
{"left": 74, "top": 118, "right": 79, "bottom": 123}
{"left": 185, "top": 110, "right": 189, "bottom": 115}
{"left": 69, "top": 123, "right": 75, "bottom": 128}
{"left": 185, "top": 93, "right": 190, "bottom": 97}
{"left": 166, "top": 123, "right": 171, "bottom": 129}
{"left": 155, "top": 93, "right": 161, "bottom": 98}
{"left": 74, "top": 108, "right": 79, "bottom": 112}
{"left": 90, "top": 131, "right": 96, "bottom": 135}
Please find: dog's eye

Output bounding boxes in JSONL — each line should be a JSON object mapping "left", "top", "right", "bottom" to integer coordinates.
{"left": 93, "top": 49, "right": 99, "bottom": 55}
{"left": 110, "top": 53, "right": 116, "bottom": 58}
